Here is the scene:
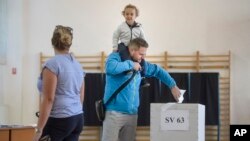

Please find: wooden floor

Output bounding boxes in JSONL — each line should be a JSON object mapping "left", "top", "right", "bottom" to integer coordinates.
{"left": 79, "top": 126, "right": 150, "bottom": 141}
{"left": 79, "top": 125, "right": 224, "bottom": 141}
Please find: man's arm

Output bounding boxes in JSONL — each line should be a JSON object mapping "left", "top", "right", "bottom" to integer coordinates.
{"left": 144, "top": 62, "right": 181, "bottom": 101}
{"left": 105, "top": 53, "right": 134, "bottom": 75}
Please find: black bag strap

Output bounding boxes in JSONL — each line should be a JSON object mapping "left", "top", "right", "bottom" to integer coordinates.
{"left": 105, "top": 70, "right": 137, "bottom": 105}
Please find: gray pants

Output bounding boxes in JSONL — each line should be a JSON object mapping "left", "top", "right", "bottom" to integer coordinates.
{"left": 101, "top": 111, "right": 138, "bottom": 141}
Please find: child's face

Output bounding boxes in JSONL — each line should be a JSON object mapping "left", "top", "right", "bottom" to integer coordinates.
{"left": 123, "top": 8, "right": 137, "bottom": 25}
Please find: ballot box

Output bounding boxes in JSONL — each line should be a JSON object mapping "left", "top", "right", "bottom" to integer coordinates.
{"left": 150, "top": 103, "right": 205, "bottom": 141}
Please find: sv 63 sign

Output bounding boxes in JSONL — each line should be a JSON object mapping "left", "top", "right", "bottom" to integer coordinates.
{"left": 160, "top": 110, "right": 189, "bottom": 130}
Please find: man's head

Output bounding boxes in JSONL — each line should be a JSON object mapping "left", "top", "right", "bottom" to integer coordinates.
{"left": 128, "top": 38, "right": 148, "bottom": 63}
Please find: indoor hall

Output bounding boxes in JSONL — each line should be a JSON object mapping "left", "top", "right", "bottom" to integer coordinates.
{"left": 1, "top": 0, "right": 250, "bottom": 141}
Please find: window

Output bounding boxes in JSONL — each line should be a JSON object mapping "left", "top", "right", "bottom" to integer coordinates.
{"left": 0, "top": 0, "right": 7, "bottom": 65}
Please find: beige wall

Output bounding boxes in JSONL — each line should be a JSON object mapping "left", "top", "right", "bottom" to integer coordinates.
{"left": 1, "top": 0, "right": 250, "bottom": 125}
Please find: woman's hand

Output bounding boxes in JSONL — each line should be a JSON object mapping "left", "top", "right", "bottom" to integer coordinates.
{"left": 33, "top": 128, "right": 42, "bottom": 141}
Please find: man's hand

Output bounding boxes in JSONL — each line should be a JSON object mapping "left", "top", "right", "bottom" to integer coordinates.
{"left": 171, "top": 86, "right": 181, "bottom": 102}
{"left": 133, "top": 62, "right": 141, "bottom": 71}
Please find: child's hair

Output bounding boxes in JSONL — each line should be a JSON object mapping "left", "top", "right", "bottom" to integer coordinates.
{"left": 51, "top": 25, "right": 73, "bottom": 51}
{"left": 122, "top": 4, "right": 139, "bottom": 17}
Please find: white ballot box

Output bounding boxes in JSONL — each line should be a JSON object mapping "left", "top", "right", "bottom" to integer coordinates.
{"left": 150, "top": 103, "right": 205, "bottom": 141}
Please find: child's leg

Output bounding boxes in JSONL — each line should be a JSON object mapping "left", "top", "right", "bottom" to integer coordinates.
{"left": 118, "top": 43, "right": 133, "bottom": 74}
{"left": 118, "top": 43, "right": 131, "bottom": 61}
{"left": 140, "top": 59, "right": 150, "bottom": 88}
{"left": 140, "top": 59, "right": 146, "bottom": 77}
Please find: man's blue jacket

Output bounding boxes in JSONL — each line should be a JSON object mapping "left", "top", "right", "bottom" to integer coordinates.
{"left": 104, "top": 52, "right": 176, "bottom": 114}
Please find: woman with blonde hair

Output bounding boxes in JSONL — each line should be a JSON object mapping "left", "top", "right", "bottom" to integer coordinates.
{"left": 34, "top": 25, "right": 85, "bottom": 141}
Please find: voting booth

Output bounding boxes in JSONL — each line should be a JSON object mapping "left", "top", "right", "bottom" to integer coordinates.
{"left": 150, "top": 103, "right": 205, "bottom": 141}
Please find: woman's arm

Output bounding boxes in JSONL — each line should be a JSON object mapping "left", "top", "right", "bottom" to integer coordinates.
{"left": 36, "top": 68, "right": 57, "bottom": 136}
{"left": 80, "top": 80, "right": 85, "bottom": 104}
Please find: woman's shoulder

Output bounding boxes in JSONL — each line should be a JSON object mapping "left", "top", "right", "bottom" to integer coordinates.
{"left": 43, "top": 54, "right": 66, "bottom": 69}
{"left": 45, "top": 55, "right": 61, "bottom": 64}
